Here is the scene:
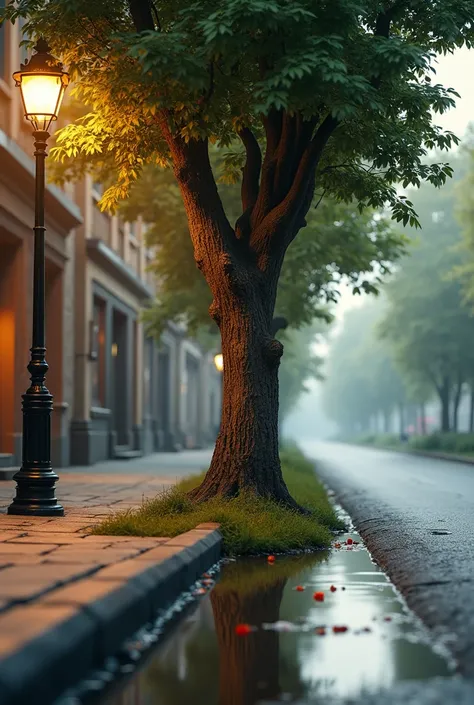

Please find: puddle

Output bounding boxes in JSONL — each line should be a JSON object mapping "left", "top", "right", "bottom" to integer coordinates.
{"left": 92, "top": 531, "right": 455, "bottom": 705}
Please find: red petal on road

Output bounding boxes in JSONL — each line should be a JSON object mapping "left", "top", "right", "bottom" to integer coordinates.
{"left": 346, "top": 538, "right": 354, "bottom": 545}
{"left": 384, "top": 616, "right": 392, "bottom": 622}
{"left": 334, "top": 543, "right": 341, "bottom": 549}
{"left": 235, "top": 624, "right": 253, "bottom": 636}
{"left": 267, "top": 555, "right": 276, "bottom": 563}
{"left": 313, "top": 591, "right": 325, "bottom": 602}
{"left": 315, "top": 627, "right": 326, "bottom": 636}
{"left": 330, "top": 585, "right": 337, "bottom": 592}
{"left": 333, "top": 625, "right": 348, "bottom": 633}
{"left": 295, "top": 585, "right": 305, "bottom": 592}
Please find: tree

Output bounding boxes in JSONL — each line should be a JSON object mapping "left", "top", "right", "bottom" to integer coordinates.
{"left": 4, "top": 0, "right": 471, "bottom": 506}
{"left": 380, "top": 160, "right": 474, "bottom": 432}
{"left": 120, "top": 159, "right": 404, "bottom": 337}
{"left": 278, "top": 320, "right": 325, "bottom": 431}
{"left": 322, "top": 299, "right": 409, "bottom": 435}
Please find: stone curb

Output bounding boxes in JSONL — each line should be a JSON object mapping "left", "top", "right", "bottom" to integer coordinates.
{"left": 0, "top": 525, "right": 222, "bottom": 705}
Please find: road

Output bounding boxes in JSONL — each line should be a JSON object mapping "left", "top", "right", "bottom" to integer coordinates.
{"left": 302, "top": 440, "right": 474, "bottom": 676}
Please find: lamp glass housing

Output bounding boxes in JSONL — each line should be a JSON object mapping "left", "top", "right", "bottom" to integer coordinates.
{"left": 13, "top": 38, "right": 69, "bottom": 132}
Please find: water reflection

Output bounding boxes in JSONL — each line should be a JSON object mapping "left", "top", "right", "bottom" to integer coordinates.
{"left": 102, "top": 537, "right": 453, "bottom": 705}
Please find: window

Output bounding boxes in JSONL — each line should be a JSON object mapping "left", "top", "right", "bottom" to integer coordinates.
{"left": 0, "top": 1, "right": 5, "bottom": 81}
{"left": 91, "top": 297, "right": 106, "bottom": 406}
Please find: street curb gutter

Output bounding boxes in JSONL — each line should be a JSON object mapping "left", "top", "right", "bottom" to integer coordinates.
{"left": 0, "top": 525, "right": 222, "bottom": 705}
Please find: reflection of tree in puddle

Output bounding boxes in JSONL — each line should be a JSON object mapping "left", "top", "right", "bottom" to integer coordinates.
{"left": 109, "top": 554, "right": 326, "bottom": 705}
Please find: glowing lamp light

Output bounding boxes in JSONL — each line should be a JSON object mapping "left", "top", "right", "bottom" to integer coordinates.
{"left": 214, "top": 353, "right": 223, "bottom": 373}
{"left": 13, "top": 38, "right": 69, "bottom": 132}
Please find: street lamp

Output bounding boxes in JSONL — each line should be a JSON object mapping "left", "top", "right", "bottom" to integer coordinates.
{"left": 214, "top": 353, "right": 223, "bottom": 373}
{"left": 8, "top": 39, "right": 69, "bottom": 516}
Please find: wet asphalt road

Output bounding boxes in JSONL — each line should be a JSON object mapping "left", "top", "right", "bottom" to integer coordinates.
{"left": 302, "top": 440, "right": 474, "bottom": 677}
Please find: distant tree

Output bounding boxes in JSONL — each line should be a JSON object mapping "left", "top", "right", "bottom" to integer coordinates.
{"left": 278, "top": 320, "right": 326, "bottom": 431}
{"left": 322, "top": 299, "right": 409, "bottom": 435}
{"left": 380, "top": 161, "right": 474, "bottom": 432}
{"left": 4, "top": 0, "right": 471, "bottom": 506}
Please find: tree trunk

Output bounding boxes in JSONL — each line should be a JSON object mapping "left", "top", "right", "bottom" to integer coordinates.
{"left": 452, "top": 380, "right": 463, "bottom": 433}
{"left": 438, "top": 376, "right": 450, "bottom": 433}
{"left": 398, "top": 404, "right": 405, "bottom": 436}
{"left": 190, "top": 291, "right": 299, "bottom": 509}
{"left": 470, "top": 386, "right": 474, "bottom": 433}
{"left": 420, "top": 403, "right": 426, "bottom": 435}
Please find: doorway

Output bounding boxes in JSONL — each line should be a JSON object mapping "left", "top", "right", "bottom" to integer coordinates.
{"left": 110, "top": 308, "right": 129, "bottom": 446}
{"left": 0, "top": 242, "right": 17, "bottom": 456}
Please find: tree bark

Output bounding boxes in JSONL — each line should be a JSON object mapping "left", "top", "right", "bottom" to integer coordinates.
{"left": 452, "top": 379, "right": 463, "bottom": 433}
{"left": 438, "top": 376, "right": 451, "bottom": 433}
{"left": 190, "top": 288, "right": 300, "bottom": 508}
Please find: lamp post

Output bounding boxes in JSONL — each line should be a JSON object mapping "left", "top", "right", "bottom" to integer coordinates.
{"left": 8, "top": 39, "right": 69, "bottom": 516}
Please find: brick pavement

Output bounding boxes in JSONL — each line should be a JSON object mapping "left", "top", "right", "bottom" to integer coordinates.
{"left": 0, "top": 471, "right": 222, "bottom": 705}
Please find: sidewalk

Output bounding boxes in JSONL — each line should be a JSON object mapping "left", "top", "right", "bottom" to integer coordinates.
{"left": 0, "top": 458, "right": 221, "bottom": 705}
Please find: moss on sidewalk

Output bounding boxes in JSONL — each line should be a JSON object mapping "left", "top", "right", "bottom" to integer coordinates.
{"left": 92, "top": 446, "right": 345, "bottom": 555}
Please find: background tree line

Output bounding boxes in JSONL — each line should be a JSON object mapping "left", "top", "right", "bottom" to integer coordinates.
{"left": 323, "top": 135, "right": 474, "bottom": 440}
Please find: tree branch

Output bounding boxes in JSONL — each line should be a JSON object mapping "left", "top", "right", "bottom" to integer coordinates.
{"left": 250, "top": 110, "right": 283, "bottom": 229}
{"left": 238, "top": 127, "right": 262, "bottom": 211}
{"left": 250, "top": 113, "right": 338, "bottom": 254}
{"left": 128, "top": 0, "right": 155, "bottom": 33}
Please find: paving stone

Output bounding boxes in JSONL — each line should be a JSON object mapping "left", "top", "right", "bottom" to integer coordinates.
{"left": 0, "top": 564, "right": 99, "bottom": 602}
{"left": 0, "top": 533, "right": 26, "bottom": 541}
{"left": 0, "top": 543, "right": 58, "bottom": 554}
{"left": 43, "top": 548, "right": 141, "bottom": 564}
{"left": 27, "top": 522, "right": 94, "bottom": 533}
{"left": 0, "top": 603, "right": 98, "bottom": 705}
{"left": 5, "top": 534, "right": 92, "bottom": 545}
{"left": 0, "top": 555, "right": 46, "bottom": 566}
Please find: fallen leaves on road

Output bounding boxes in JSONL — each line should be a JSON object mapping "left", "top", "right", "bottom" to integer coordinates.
{"left": 333, "top": 625, "right": 348, "bottom": 634}
{"left": 313, "top": 591, "right": 325, "bottom": 602}
{"left": 295, "top": 585, "right": 305, "bottom": 592}
{"left": 330, "top": 585, "right": 337, "bottom": 592}
{"left": 334, "top": 542, "right": 341, "bottom": 549}
{"left": 315, "top": 627, "right": 326, "bottom": 636}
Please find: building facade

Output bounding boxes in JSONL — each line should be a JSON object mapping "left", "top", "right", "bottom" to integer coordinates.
{"left": 0, "top": 21, "right": 221, "bottom": 470}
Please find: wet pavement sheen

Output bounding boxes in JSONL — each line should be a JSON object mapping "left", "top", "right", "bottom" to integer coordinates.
{"left": 100, "top": 531, "right": 454, "bottom": 705}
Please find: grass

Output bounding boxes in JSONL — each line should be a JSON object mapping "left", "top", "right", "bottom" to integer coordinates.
{"left": 349, "top": 431, "right": 474, "bottom": 456}
{"left": 92, "top": 445, "right": 345, "bottom": 556}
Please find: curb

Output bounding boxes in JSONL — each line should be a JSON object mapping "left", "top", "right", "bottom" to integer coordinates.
{"left": 0, "top": 525, "right": 222, "bottom": 705}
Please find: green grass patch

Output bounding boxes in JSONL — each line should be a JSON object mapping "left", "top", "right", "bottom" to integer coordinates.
{"left": 92, "top": 445, "right": 345, "bottom": 556}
